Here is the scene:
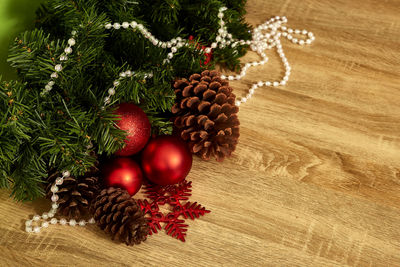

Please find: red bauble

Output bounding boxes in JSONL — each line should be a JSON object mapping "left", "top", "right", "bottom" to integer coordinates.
{"left": 141, "top": 135, "right": 193, "bottom": 185}
{"left": 102, "top": 157, "right": 143, "bottom": 196}
{"left": 114, "top": 103, "right": 151, "bottom": 156}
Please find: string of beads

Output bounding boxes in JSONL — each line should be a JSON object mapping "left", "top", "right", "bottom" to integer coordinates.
{"left": 106, "top": 7, "right": 315, "bottom": 106}
{"left": 25, "top": 171, "right": 95, "bottom": 233}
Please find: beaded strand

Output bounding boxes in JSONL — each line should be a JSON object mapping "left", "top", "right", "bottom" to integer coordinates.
{"left": 102, "top": 70, "right": 153, "bottom": 107}
{"left": 40, "top": 31, "right": 78, "bottom": 96}
{"left": 40, "top": 7, "right": 315, "bottom": 106}
{"left": 106, "top": 7, "right": 315, "bottom": 106}
{"left": 25, "top": 171, "right": 96, "bottom": 233}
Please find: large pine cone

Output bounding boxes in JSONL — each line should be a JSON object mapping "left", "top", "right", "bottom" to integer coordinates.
{"left": 91, "top": 187, "right": 149, "bottom": 246}
{"left": 172, "top": 70, "right": 240, "bottom": 161}
{"left": 46, "top": 162, "right": 100, "bottom": 219}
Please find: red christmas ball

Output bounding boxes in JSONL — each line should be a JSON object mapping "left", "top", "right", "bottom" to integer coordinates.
{"left": 102, "top": 157, "right": 143, "bottom": 196}
{"left": 141, "top": 135, "right": 193, "bottom": 185}
{"left": 114, "top": 103, "right": 151, "bottom": 156}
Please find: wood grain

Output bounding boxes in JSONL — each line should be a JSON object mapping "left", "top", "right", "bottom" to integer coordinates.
{"left": 1, "top": 0, "right": 400, "bottom": 266}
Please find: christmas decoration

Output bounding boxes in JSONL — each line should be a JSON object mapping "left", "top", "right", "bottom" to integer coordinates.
{"left": 1, "top": 0, "right": 313, "bottom": 201}
{"left": 114, "top": 103, "right": 151, "bottom": 156}
{"left": 102, "top": 157, "right": 143, "bottom": 196}
{"left": 138, "top": 180, "right": 210, "bottom": 242}
{"left": 45, "top": 163, "right": 100, "bottom": 219}
{"left": 0, "top": 0, "right": 316, "bottom": 247}
{"left": 188, "top": 36, "right": 213, "bottom": 66}
{"left": 91, "top": 187, "right": 149, "bottom": 246}
{"left": 172, "top": 70, "right": 240, "bottom": 161}
{"left": 141, "top": 135, "right": 192, "bottom": 185}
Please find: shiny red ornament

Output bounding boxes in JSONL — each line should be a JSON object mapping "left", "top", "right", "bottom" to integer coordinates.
{"left": 141, "top": 135, "right": 193, "bottom": 185}
{"left": 114, "top": 103, "right": 151, "bottom": 156}
{"left": 102, "top": 157, "right": 143, "bottom": 196}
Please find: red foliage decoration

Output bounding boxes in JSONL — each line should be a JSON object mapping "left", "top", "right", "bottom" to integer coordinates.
{"left": 188, "top": 36, "right": 213, "bottom": 66}
{"left": 138, "top": 180, "right": 210, "bottom": 242}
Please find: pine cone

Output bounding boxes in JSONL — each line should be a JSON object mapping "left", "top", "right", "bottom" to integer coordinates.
{"left": 46, "top": 162, "right": 100, "bottom": 219}
{"left": 91, "top": 187, "right": 149, "bottom": 246}
{"left": 172, "top": 70, "right": 240, "bottom": 161}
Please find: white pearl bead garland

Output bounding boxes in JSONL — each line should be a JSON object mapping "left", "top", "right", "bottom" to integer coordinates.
{"left": 41, "top": 31, "right": 78, "bottom": 96}
{"left": 105, "top": 20, "right": 191, "bottom": 65}
{"left": 102, "top": 71, "right": 153, "bottom": 107}
{"left": 216, "top": 15, "right": 314, "bottom": 106}
{"left": 25, "top": 170, "right": 96, "bottom": 234}
{"left": 107, "top": 7, "right": 315, "bottom": 106}
{"left": 39, "top": 7, "right": 315, "bottom": 107}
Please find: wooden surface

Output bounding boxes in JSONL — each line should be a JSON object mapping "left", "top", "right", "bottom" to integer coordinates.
{"left": 1, "top": 0, "right": 400, "bottom": 266}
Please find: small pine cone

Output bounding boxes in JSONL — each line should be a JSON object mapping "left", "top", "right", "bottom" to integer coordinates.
{"left": 172, "top": 70, "right": 240, "bottom": 161}
{"left": 91, "top": 187, "right": 149, "bottom": 246}
{"left": 46, "top": 162, "right": 100, "bottom": 219}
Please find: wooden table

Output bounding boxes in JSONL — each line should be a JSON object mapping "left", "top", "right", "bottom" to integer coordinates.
{"left": 1, "top": 0, "right": 399, "bottom": 266}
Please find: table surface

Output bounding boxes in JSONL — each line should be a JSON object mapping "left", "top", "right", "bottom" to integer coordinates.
{"left": 1, "top": 0, "right": 400, "bottom": 266}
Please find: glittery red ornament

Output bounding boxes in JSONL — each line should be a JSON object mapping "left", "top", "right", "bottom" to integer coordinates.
{"left": 102, "top": 157, "right": 143, "bottom": 196}
{"left": 141, "top": 136, "right": 193, "bottom": 185}
{"left": 114, "top": 103, "right": 151, "bottom": 156}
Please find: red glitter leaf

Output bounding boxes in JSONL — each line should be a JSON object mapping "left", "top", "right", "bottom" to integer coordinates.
{"left": 173, "top": 202, "right": 211, "bottom": 220}
{"left": 142, "top": 180, "right": 192, "bottom": 203}
{"left": 139, "top": 180, "right": 210, "bottom": 242}
{"left": 164, "top": 214, "right": 188, "bottom": 242}
{"left": 147, "top": 213, "right": 164, "bottom": 234}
